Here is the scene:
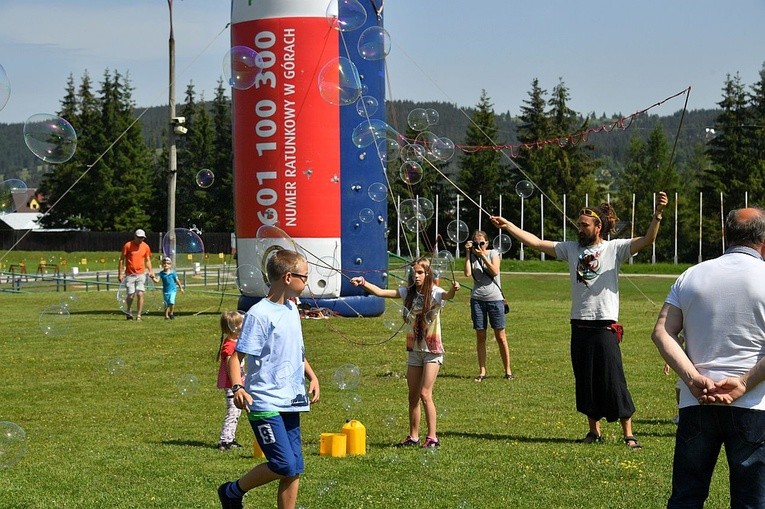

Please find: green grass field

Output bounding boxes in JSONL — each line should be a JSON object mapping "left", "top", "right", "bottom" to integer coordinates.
{"left": 0, "top": 266, "right": 732, "bottom": 508}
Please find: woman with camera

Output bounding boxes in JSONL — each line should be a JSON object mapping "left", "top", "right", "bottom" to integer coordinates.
{"left": 464, "top": 230, "right": 514, "bottom": 382}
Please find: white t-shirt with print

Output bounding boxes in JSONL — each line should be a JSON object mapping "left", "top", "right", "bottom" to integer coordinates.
{"left": 554, "top": 239, "right": 632, "bottom": 321}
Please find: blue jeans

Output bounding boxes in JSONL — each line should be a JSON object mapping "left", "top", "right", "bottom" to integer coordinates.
{"left": 669, "top": 405, "right": 765, "bottom": 509}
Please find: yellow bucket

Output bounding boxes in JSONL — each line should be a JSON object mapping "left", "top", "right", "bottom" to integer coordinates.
{"left": 252, "top": 437, "right": 265, "bottom": 458}
{"left": 319, "top": 432, "right": 347, "bottom": 457}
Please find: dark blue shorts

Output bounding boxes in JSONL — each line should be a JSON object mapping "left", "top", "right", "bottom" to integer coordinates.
{"left": 470, "top": 298, "right": 506, "bottom": 330}
{"left": 249, "top": 412, "right": 304, "bottom": 477}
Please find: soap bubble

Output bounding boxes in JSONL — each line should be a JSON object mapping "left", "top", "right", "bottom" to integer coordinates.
{"left": 223, "top": 46, "right": 263, "bottom": 90}
{"left": 425, "top": 108, "right": 440, "bottom": 125}
{"left": 446, "top": 220, "right": 469, "bottom": 244}
{"left": 407, "top": 108, "right": 430, "bottom": 132}
{"left": 236, "top": 264, "right": 262, "bottom": 292}
{"left": 318, "top": 57, "right": 361, "bottom": 106}
{"left": 195, "top": 169, "right": 214, "bottom": 188}
{"left": 355, "top": 95, "right": 378, "bottom": 117}
{"left": 39, "top": 305, "right": 71, "bottom": 336}
{"left": 0, "top": 179, "right": 28, "bottom": 214}
{"left": 325, "top": 0, "right": 366, "bottom": 32}
{"left": 107, "top": 358, "right": 126, "bottom": 375}
{"left": 399, "top": 161, "right": 423, "bottom": 185}
{"left": 334, "top": 364, "right": 361, "bottom": 390}
{"left": 515, "top": 180, "right": 534, "bottom": 198}
{"left": 162, "top": 228, "right": 204, "bottom": 258}
{"left": 23, "top": 113, "right": 77, "bottom": 164}
{"left": 431, "top": 137, "right": 455, "bottom": 162}
{"left": 352, "top": 118, "right": 392, "bottom": 148}
{"left": 493, "top": 233, "right": 513, "bottom": 254}
{"left": 177, "top": 373, "right": 198, "bottom": 397}
{"left": 420, "top": 447, "right": 440, "bottom": 465}
{"left": 357, "top": 26, "right": 391, "bottom": 61}
{"left": 0, "top": 422, "right": 28, "bottom": 468}
{"left": 341, "top": 392, "right": 362, "bottom": 413}
{"left": 59, "top": 294, "right": 78, "bottom": 312}
{"left": 0, "top": 64, "right": 10, "bottom": 112}
{"left": 367, "top": 182, "right": 387, "bottom": 202}
{"left": 358, "top": 208, "right": 375, "bottom": 224}
{"left": 375, "top": 137, "right": 400, "bottom": 163}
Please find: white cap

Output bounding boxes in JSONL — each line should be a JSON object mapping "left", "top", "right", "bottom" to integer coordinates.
{"left": 135, "top": 229, "right": 146, "bottom": 238}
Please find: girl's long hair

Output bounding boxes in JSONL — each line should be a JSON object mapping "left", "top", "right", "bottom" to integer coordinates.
{"left": 403, "top": 257, "right": 435, "bottom": 343}
{"left": 215, "top": 311, "right": 243, "bottom": 361}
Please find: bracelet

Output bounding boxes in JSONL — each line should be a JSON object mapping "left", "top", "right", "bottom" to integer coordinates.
{"left": 231, "top": 384, "right": 244, "bottom": 393}
{"left": 653, "top": 215, "right": 663, "bottom": 222}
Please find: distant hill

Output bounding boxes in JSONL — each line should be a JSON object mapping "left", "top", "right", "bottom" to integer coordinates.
{"left": 0, "top": 100, "right": 719, "bottom": 188}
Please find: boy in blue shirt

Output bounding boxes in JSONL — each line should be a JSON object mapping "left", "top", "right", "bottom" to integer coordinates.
{"left": 218, "top": 249, "right": 320, "bottom": 509}
{"left": 153, "top": 257, "right": 183, "bottom": 319}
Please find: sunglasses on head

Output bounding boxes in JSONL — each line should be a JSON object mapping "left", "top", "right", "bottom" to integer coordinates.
{"left": 578, "top": 208, "right": 601, "bottom": 221}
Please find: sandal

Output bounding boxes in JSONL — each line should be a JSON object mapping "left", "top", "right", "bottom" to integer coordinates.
{"left": 473, "top": 374, "right": 487, "bottom": 382}
{"left": 576, "top": 431, "right": 603, "bottom": 444}
{"left": 624, "top": 436, "right": 642, "bottom": 449}
{"left": 504, "top": 374, "right": 516, "bottom": 380}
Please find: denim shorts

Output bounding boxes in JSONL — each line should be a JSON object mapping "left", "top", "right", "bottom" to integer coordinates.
{"left": 249, "top": 413, "right": 304, "bottom": 477}
{"left": 470, "top": 298, "right": 506, "bottom": 330}
{"left": 407, "top": 350, "right": 444, "bottom": 366}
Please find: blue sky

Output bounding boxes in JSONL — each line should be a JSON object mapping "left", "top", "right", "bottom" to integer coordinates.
{"left": 1, "top": 0, "right": 764, "bottom": 125}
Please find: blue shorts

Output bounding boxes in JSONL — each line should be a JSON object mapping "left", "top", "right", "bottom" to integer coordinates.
{"left": 470, "top": 298, "right": 506, "bottom": 330}
{"left": 249, "top": 413, "right": 304, "bottom": 477}
{"left": 163, "top": 291, "right": 177, "bottom": 306}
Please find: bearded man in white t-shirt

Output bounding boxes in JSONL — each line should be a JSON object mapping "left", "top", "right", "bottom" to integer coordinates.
{"left": 491, "top": 191, "right": 667, "bottom": 449}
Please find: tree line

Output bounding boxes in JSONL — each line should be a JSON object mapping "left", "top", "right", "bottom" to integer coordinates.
{"left": 15, "top": 62, "right": 765, "bottom": 263}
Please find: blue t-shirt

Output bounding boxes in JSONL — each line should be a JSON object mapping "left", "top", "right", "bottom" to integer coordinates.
{"left": 158, "top": 270, "right": 178, "bottom": 293}
{"left": 237, "top": 298, "right": 309, "bottom": 412}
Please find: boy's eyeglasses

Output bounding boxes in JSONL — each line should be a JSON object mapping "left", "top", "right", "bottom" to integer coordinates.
{"left": 290, "top": 272, "right": 309, "bottom": 282}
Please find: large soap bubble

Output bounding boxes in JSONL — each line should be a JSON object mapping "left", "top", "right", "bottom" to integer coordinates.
{"left": 0, "top": 421, "right": 28, "bottom": 468}
{"left": 334, "top": 364, "right": 361, "bottom": 390}
{"left": 515, "top": 180, "right": 534, "bottom": 198}
{"left": 0, "top": 64, "right": 10, "bottom": 113}
{"left": 318, "top": 57, "right": 361, "bottom": 106}
{"left": 162, "top": 228, "right": 204, "bottom": 258}
{"left": 351, "top": 118, "right": 393, "bottom": 148}
{"left": 223, "top": 46, "right": 263, "bottom": 90}
{"left": 325, "top": 0, "right": 367, "bottom": 32}
{"left": 357, "top": 26, "right": 391, "bottom": 61}
{"left": 399, "top": 161, "right": 423, "bottom": 185}
{"left": 39, "top": 305, "right": 71, "bottom": 336}
{"left": 493, "top": 233, "right": 513, "bottom": 254}
{"left": 23, "top": 113, "right": 77, "bottom": 164}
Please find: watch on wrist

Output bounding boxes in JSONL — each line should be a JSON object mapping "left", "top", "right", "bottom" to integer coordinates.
{"left": 231, "top": 384, "right": 244, "bottom": 394}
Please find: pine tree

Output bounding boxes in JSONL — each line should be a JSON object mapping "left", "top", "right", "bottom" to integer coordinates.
{"left": 457, "top": 90, "right": 505, "bottom": 241}
{"left": 209, "top": 79, "right": 234, "bottom": 231}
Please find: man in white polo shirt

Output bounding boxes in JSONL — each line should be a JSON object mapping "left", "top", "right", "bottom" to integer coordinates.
{"left": 652, "top": 207, "right": 765, "bottom": 508}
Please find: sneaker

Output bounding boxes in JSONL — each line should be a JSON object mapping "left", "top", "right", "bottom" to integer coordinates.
{"left": 229, "top": 440, "right": 242, "bottom": 448}
{"left": 126, "top": 314, "right": 133, "bottom": 320}
{"left": 394, "top": 436, "right": 420, "bottom": 447}
{"left": 217, "top": 483, "right": 243, "bottom": 509}
{"left": 217, "top": 442, "right": 231, "bottom": 451}
{"left": 422, "top": 436, "right": 440, "bottom": 448}
{"left": 169, "top": 314, "right": 175, "bottom": 320}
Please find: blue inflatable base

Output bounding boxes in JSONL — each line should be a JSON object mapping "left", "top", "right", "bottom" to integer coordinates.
{"left": 238, "top": 294, "right": 385, "bottom": 317}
